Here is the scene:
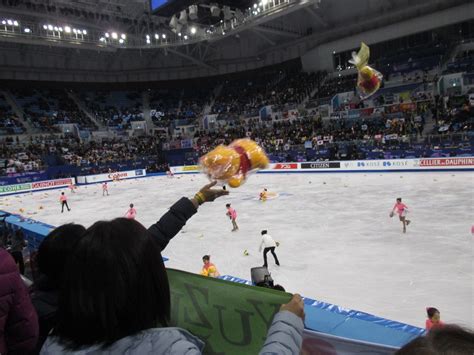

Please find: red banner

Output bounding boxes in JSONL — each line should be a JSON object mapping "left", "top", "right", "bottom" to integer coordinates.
{"left": 420, "top": 158, "right": 474, "bottom": 167}
{"left": 31, "top": 178, "right": 73, "bottom": 189}
{"left": 273, "top": 163, "right": 298, "bottom": 170}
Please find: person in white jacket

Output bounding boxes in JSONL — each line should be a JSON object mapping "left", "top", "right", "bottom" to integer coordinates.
{"left": 259, "top": 230, "right": 280, "bottom": 267}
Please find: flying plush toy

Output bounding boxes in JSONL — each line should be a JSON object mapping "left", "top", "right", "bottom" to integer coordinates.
{"left": 349, "top": 42, "right": 383, "bottom": 99}
{"left": 199, "top": 138, "right": 269, "bottom": 188}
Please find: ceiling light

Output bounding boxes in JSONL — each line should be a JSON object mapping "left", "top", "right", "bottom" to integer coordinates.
{"left": 99, "top": 37, "right": 105, "bottom": 42}
{"left": 58, "top": 27, "right": 63, "bottom": 32}
{"left": 184, "top": 35, "right": 188, "bottom": 40}
{"left": 64, "top": 26, "right": 71, "bottom": 33}
{"left": 47, "top": 25, "right": 53, "bottom": 31}
{"left": 253, "top": 3, "right": 258, "bottom": 8}
{"left": 76, "top": 29, "right": 82, "bottom": 34}
{"left": 2, "top": 20, "right": 6, "bottom": 25}
{"left": 111, "top": 32, "right": 118, "bottom": 39}
{"left": 73, "top": 28, "right": 77, "bottom": 33}
{"left": 82, "top": 29, "right": 87, "bottom": 35}
{"left": 121, "top": 33, "right": 126, "bottom": 39}
{"left": 162, "top": 34, "right": 166, "bottom": 39}
{"left": 24, "top": 28, "right": 31, "bottom": 33}
{"left": 54, "top": 26, "right": 58, "bottom": 31}
{"left": 119, "top": 38, "right": 124, "bottom": 44}
{"left": 13, "top": 20, "right": 19, "bottom": 26}
{"left": 178, "top": 32, "right": 182, "bottom": 37}
{"left": 105, "top": 32, "right": 110, "bottom": 38}
{"left": 146, "top": 38, "right": 151, "bottom": 44}
{"left": 146, "top": 34, "right": 150, "bottom": 39}
{"left": 190, "top": 27, "right": 196, "bottom": 35}
{"left": 7, "top": 20, "right": 12, "bottom": 25}
{"left": 42, "top": 24, "right": 47, "bottom": 29}
{"left": 155, "top": 33, "right": 159, "bottom": 39}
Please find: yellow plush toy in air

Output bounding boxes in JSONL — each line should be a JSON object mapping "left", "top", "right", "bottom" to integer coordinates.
{"left": 349, "top": 42, "right": 383, "bottom": 99}
{"left": 200, "top": 138, "right": 269, "bottom": 188}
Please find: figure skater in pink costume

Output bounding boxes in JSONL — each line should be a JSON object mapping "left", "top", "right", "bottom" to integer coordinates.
{"left": 125, "top": 203, "right": 137, "bottom": 219}
{"left": 390, "top": 197, "right": 411, "bottom": 233}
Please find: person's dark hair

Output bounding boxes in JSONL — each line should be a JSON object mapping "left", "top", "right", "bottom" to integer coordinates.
{"left": 61, "top": 192, "right": 65, "bottom": 195}
{"left": 395, "top": 325, "right": 474, "bottom": 355}
{"left": 272, "top": 284, "right": 285, "bottom": 292}
{"left": 261, "top": 230, "right": 267, "bottom": 235}
{"left": 427, "top": 307, "right": 439, "bottom": 319}
{"left": 37, "top": 223, "right": 86, "bottom": 283}
{"left": 397, "top": 197, "right": 402, "bottom": 202}
{"left": 129, "top": 203, "right": 134, "bottom": 208}
{"left": 226, "top": 203, "right": 231, "bottom": 207}
{"left": 202, "top": 255, "right": 210, "bottom": 261}
{"left": 53, "top": 218, "right": 170, "bottom": 350}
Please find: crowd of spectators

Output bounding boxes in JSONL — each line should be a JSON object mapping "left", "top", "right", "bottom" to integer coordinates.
{"left": 12, "top": 89, "right": 96, "bottom": 132}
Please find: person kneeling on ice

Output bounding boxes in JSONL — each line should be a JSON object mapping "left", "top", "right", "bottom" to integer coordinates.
{"left": 125, "top": 204, "right": 137, "bottom": 219}
{"left": 425, "top": 307, "right": 445, "bottom": 331}
{"left": 390, "top": 197, "right": 411, "bottom": 233}
{"left": 200, "top": 255, "right": 220, "bottom": 278}
{"left": 259, "top": 230, "right": 280, "bottom": 267}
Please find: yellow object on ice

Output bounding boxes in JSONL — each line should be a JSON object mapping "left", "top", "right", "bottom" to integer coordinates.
{"left": 349, "top": 42, "right": 383, "bottom": 99}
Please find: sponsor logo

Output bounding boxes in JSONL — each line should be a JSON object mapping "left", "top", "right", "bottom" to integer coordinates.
{"left": 107, "top": 172, "right": 129, "bottom": 179}
{"left": 382, "top": 161, "right": 409, "bottom": 167}
{"left": 31, "top": 178, "right": 72, "bottom": 189}
{"left": 301, "top": 162, "right": 340, "bottom": 169}
{"left": 357, "top": 161, "right": 380, "bottom": 167}
{"left": 344, "top": 162, "right": 351, "bottom": 168}
{"left": 182, "top": 165, "right": 200, "bottom": 171}
{"left": 0, "top": 183, "right": 31, "bottom": 193}
{"left": 420, "top": 158, "right": 474, "bottom": 167}
{"left": 135, "top": 169, "right": 144, "bottom": 176}
{"left": 273, "top": 163, "right": 298, "bottom": 170}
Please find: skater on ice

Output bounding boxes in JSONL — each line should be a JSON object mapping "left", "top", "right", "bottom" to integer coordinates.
{"left": 425, "top": 307, "right": 445, "bottom": 330}
{"left": 200, "top": 255, "right": 220, "bottom": 278}
{"left": 125, "top": 203, "right": 137, "bottom": 220}
{"left": 225, "top": 203, "right": 239, "bottom": 232}
{"left": 390, "top": 197, "right": 411, "bottom": 233}
{"left": 102, "top": 182, "right": 109, "bottom": 196}
{"left": 59, "top": 192, "right": 71, "bottom": 213}
{"left": 259, "top": 230, "right": 280, "bottom": 267}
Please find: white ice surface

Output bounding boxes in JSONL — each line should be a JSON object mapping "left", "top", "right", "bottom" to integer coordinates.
{"left": 1, "top": 172, "right": 473, "bottom": 329}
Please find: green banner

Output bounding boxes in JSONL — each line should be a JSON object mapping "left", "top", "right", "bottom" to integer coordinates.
{"left": 167, "top": 269, "right": 292, "bottom": 355}
{"left": 0, "top": 183, "right": 32, "bottom": 194}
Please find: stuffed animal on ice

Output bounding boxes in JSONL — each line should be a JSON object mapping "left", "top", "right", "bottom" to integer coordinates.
{"left": 199, "top": 138, "right": 269, "bottom": 188}
{"left": 349, "top": 42, "right": 383, "bottom": 99}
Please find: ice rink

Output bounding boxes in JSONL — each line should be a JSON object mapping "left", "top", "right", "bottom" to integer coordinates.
{"left": 2, "top": 171, "right": 473, "bottom": 328}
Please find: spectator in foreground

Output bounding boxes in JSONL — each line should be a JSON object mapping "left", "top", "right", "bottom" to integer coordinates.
{"left": 395, "top": 325, "right": 474, "bottom": 354}
{"left": 31, "top": 223, "right": 86, "bottom": 352}
{"left": 10, "top": 229, "right": 27, "bottom": 275}
{"left": 0, "top": 247, "right": 39, "bottom": 354}
{"left": 40, "top": 218, "right": 304, "bottom": 354}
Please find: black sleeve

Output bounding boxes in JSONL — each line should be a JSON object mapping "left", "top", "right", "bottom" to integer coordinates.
{"left": 148, "top": 197, "right": 197, "bottom": 251}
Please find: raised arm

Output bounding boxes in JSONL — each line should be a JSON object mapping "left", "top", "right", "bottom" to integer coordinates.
{"left": 148, "top": 181, "right": 228, "bottom": 251}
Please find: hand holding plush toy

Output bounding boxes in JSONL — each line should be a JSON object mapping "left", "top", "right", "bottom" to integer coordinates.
{"left": 349, "top": 42, "right": 383, "bottom": 99}
{"left": 199, "top": 138, "right": 269, "bottom": 188}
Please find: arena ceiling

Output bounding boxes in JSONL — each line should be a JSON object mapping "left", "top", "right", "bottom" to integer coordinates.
{"left": 0, "top": 0, "right": 470, "bottom": 82}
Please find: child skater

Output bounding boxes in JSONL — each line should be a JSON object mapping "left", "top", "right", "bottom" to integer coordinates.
{"left": 102, "top": 182, "right": 109, "bottom": 196}
{"left": 259, "top": 188, "right": 268, "bottom": 201}
{"left": 125, "top": 203, "right": 137, "bottom": 219}
{"left": 59, "top": 192, "right": 71, "bottom": 213}
{"left": 68, "top": 183, "right": 76, "bottom": 193}
{"left": 200, "top": 255, "right": 220, "bottom": 278}
{"left": 426, "top": 307, "right": 445, "bottom": 330}
{"left": 390, "top": 197, "right": 411, "bottom": 233}
{"left": 226, "top": 203, "right": 239, "bottom": 232}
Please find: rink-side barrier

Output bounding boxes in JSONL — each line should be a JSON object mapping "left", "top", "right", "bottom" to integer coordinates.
{"left": 0, "top": 177, "right": 75, "bottom": 196}
{"left": 76, "top": 168, "right": 146, "bottom": 184}
{"left": 170, "top": 157, "right": 474, "bottom": 174}
{"left": 219, "top": 275, "right": 424, "bottom": 352}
